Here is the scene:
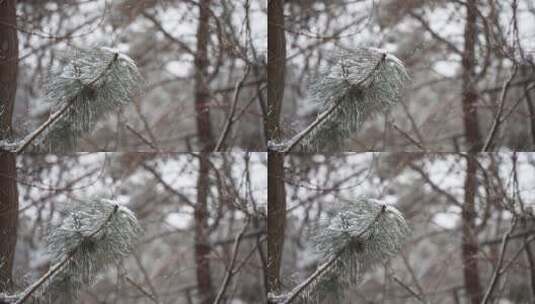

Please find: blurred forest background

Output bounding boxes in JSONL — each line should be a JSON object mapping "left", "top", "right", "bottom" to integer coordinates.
{"left": 6, "top": 0, "right": 266, "bottom": 151}
{"left": 1, "top": 152, "right": 267, "bottom": 303}
{"left": 277, "top": 153, "right": 535, "bottom": 303}
{"left": 279, "top": 0, "right": 535, "bottom": 151}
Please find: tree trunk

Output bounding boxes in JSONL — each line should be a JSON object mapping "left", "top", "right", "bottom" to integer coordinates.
{"left": 266, "top": 0, "right": 286, "bottom": 143}
{"left": 0, "top": 154, "right": 19, "bottom": 292}
{"left": 267, "top": 152, "right": 286, "bottom": 299}
{"left": 461, "top": 155, "right": 483, "bottom": 304}
{"left": 194, "top": 0, "right": 214, "bottom": 151}
{"left": 461, "top": 0, "right": 482, "bottom": 152}
{"left": 267, "top": 0, "right": 287, "bottom": 301}
{"left": 0, "top": 0, "right": 19, "bottom": 293}
{"left": 194, "top": 152, "right": 214, "bottom": 304}
{"left": 461, "top": 3, "right": 483, "bottom": 301}
{"left": 0, "top": 0, "right": 18, "bottom": 139}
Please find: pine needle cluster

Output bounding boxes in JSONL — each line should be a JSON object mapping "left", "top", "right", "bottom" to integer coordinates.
{"left": 40, "top": 47, "right": 143, "bottom": 151}
{"left": 0, "top": 198, "right": 142, "bottom": 304}
{"left": 40, "top": 198, "right": 141, "bottom": 303}
{"left": 270, "top": 48, "right": 409, "bottom": 152}
{"left": 275, "top": 198, "right": 409, "bottom": 304}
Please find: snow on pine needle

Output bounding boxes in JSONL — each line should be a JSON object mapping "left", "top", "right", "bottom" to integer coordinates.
{"left": 36, "top": 198, "right": 141, "bottom": 303}
{"left": 40, "top": 47, "right": 143, "bottom": 151}
{"left": 276, "top": 198, "right": 409, "bottom": 304}
{"left": 272, "top": 48, "right": 409, "bottom": 152}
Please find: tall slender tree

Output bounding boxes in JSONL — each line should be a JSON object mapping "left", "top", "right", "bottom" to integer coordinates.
{"left": 462, "top": 155, "right": 483, "bottom": 304}
{"left": 194, "top": 153, "right": 214, "bottom": 304}
{"left": 194, "top": 0, "right": 214, "bottom": 152}
{"left": 461, "top": 0, "right": 482, "bottom": 152}
{"left": 266, "top": 0, "right": 287, "bottom": 302}
{"left": 0, "top": 0, "right": 18, "bottom": 140}
{"left": 193, "top": 1, "right": 215, "bottom": 302}
{"left": 0, "top": 0, "right": 19, "bottom": 293}
{"left": 0, "top": 153, "right": 18, "bottom": 293}
{"left": 460, "top": 1, "right": 484, "bottom": 303}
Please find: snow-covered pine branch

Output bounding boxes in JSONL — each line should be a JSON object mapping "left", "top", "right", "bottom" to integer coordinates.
{"left": 0, "top": 198, "right": 141, "bottom": 304}
{"left": 269, "top": 48, "right": 409, "bottom": 152}
{"left": 269, "top": 198, "right": 410, "bottom": 304}
{"left": 1, "top": 47, "right": 143, "bottom": 153}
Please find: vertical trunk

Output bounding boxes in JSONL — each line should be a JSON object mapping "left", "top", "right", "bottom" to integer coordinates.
{"left": 0, "top": 0, "right": 19, "bottom": 293}
{"left": 267, "top": 152, "right": 286, "bottom": 299}
{"left": 194, "top": 152, "right": 214, "bottom": 304}
{"left": 521, "top": 65, "right": 535, "bottom": 147}
{"left": 266, "top": 0, "right": 286, "bottom": 142}
{"left": 461, "top": 155, "right": 483, "bottom": 304}
{"left": 524, "top": 238, "right": 535, "bottom": 302}
{"left": 461, "top": 0, "right": 482, "bottom": 152}
{"left": 0, "top": 0, "right": 18, "bottom": 139}
{"left": 194, "top": 0, "right": 214, "bottom": 151}
{"left": 0, "top": 154, "right": 18, "bottom": 292}
{"left": 461, "top": 3, "right": 483, "bottom": 301}
{"left": 267, "top": 0, "right": 287, "bottom": 301}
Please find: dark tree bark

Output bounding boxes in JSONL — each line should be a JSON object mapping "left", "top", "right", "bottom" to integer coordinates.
{"left": 0, "top": 0, "right": 19, "bottom": 293}
{"left": 0, "top": 153, "right": 18, "bottom": 292}
{"left": 194, "top": 153, "right": 214, "bottom": 304}
{"left": 461, "top": 155, "right": 483, "bottom": 304}
{"left": 267, "top": 152, "right": 286, "bottom": 299}
{"left": 461, "top": 3, "right": 483, "bottom": 301}
{"left": 0, "top": 0, "right": 18, "bottom": 139}
{"left": 194, "top": 0, "right": 214, "bottom": 152}
{"left": 267, "top": 0, "right": 287, "bottom": 301}
{"left": 265, "top": 0, "right": 286, "bottom": 143}
{"left": 461, "top": 0, "right": 482, "bottom": 152}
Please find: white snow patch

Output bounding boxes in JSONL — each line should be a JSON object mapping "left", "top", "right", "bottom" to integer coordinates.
{"left": 165, "top": 211, "right": 192, "bottom": 229}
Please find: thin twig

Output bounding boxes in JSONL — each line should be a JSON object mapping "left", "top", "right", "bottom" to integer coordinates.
{"left": 126, "top": 277, "right": 160, "bottom": 304}
{"left": 214, "top": 66, "right": 250, "bottom": 151}
{"left": 482, "top": 64, "right": 518, "bottom": 151}
{"left": 481, "top": 220, "right": 517, "bottom": 304}
{"left": 393, "top": 276, "right": 427, "bottom": 304}
{"left": 131, "top": 251, "right": 160, "bottom": 304}
{"left": 213, "top": 219, "right": 250, "bottom": 304}
{"left": 126, "top": 124, "right": 160, "bottom": 151}
{"left": 392, "top": 123, "right": 427, "bottom": 151}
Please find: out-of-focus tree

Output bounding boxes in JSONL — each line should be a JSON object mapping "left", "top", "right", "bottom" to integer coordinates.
{"left": 277, "top": 0, "right": 535, "bottom": 151}
{"left": 0, "top": 0, "right": 20, "bottom": 293}
{"left": 276, "top": 152, "right": 535, "bottom": 303}
{"left": 2, "top": 152, "right": 267, "bottom": 303}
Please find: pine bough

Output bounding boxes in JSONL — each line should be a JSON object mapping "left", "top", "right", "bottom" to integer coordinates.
{"left": 0, "top": 198, "right": 141, "bottom": 304}
{"left": 1, "top": 47, "right": 143, "bottom": 152}
{"left": 269, "top": 198, "right": 410, "bottom": 304}
{"left": 269, "top": 48, "right": 409, "bottom": 152}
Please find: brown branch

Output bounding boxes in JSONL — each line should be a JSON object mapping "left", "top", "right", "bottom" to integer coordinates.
{"left": 141, "top": 12, "right": 195, "bottom": 55}
{"left": 481, "top": 220, "right": 516, "bottom": 304}
{"left": 126, "top": 124, "right": 160, "bottom": 151}
{"left": 213, "top": 219, "right": 250, "bottom": 304}
{"left": 392, "top": 123, "right": 427, "bottom": 151}
{"left": 141, "top": 163, "right": 194, "bottom": 206}
{"left": 126, "top": 277, "right": 160, "bottom": 304}
{"left": 214, "top": 66, "right": 250, "bottom": 151}
{"left": 482, "top": 64, "right": 518, "bottom": 151}
{"left": 393, "top": 276, "right": 427, "bottom": 304}
{"left": 409, "top": 11, "right": 463, "bottom": 55}
{"left": 409, "top": 163, "right": 462, "bottom": 206}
